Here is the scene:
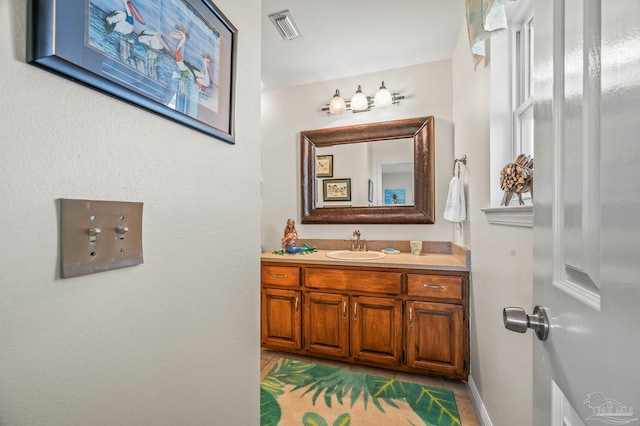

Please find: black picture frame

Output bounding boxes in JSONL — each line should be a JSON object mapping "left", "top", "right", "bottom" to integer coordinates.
{"left": 316, "top": 155, "right": 333, "bottom": 177}
{"left": 28, "top": 0, "right": 237, "bottom": 144}
{"left": 323, "top": 178, "right": 351, "bottom": 202}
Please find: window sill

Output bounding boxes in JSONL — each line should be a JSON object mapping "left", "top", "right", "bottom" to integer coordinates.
{"left": 482, "top": 205, "right": 533, "bottom": 228}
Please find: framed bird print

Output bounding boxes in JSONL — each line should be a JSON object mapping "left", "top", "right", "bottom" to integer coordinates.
{"left": 316, "top": 155, "right": 333, "bottom": 177}
{"left": 28, "top": 0, "right": 237, "bottom": 144}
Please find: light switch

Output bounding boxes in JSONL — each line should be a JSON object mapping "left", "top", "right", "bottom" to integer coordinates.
{"left": 60, "top": 199, "right": 143, "bottom": 278}
{"left": 88, "top": 227, "right": 102, "bottom": 243}
{"left": 117, "top": 226, "right": 129, "bottom": 240}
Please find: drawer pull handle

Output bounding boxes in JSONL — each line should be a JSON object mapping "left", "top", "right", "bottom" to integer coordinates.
{"left": 409, "top": 307, "right": 413, "bottom": 327}
{"left": 353, "top": 302, "right": 358, "bottom": 321}
{"left": 423, "top": 284, "right": 446, "bottom": 289}
{"left": 295, "top": 297, "right": 299, "bottom": 313}
{"left": 272, "top": 274, "right": 288, "bottom": 278}
{"left": 343, "top": 301, "right": 347, "bottom": 320}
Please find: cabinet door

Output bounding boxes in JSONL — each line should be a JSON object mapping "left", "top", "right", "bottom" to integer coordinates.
{"left": 406, "top": 301, "right": 464, "bottom": 378}
{"left": 351, "top": 296, "right": 402, "bottom": 366}
{"left": 261, "top": 288, "right": 301, "bottom": 351}
{"left": 305, "top": 292, "right": 349, "bottom": 358}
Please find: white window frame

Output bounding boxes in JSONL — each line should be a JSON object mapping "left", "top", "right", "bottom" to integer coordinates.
{"left": 510, "top": 6, "right": 534, "bottom": 205}
{"left": 511, "top": 11, "right": 535, "bottom": 159}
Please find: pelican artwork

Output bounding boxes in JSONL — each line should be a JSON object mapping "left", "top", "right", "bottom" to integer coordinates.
{"left": 137, "top": 30, "right": 171, "bottom": 52}
{"left": 137, "top": 30, "right": 171, "bottom": 79}
{"left": 168, "top": 26, "right": 203, "bottom": 84}
{"left": 192, "top": 54, "right": 215, "bottom": 91}
{"left": 104, "top": 0, "right": 146, "bottom": 35}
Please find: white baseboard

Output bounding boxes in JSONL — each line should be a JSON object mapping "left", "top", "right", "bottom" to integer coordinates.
{"left": 467, "top": 375, "right": 493, "bottom": 426}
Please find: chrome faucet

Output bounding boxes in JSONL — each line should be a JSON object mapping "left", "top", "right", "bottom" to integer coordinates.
{"left": 351, "top": 230, "right": 360, "bottom": 251}
{"left": 350, "top": 230, "right": 367, "bottom": 251}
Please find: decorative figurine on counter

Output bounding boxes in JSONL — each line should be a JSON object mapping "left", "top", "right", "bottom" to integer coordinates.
{"left": 282, "top": 218, "right": 299, "bottom": 248}
{"left": 274, "top": 218, "right": 316, "bottom": 255}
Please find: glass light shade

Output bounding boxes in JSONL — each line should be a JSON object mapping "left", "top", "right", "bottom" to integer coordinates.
{"left": 374, "top": 81, "right": 393, "bottom": 108}
{"left": 350, "top": 85, "right": 369, "bottom": 111}
{"left": 328, "top": 90, "right": 346, "bottom": 114}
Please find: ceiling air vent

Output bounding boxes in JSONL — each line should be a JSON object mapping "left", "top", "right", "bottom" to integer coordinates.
{"left": 268, "top": 10, "right": 302, "bottom": 41}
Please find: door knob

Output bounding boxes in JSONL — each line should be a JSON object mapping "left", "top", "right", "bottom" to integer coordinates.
{"left": 503, "top": 305, "right": 550, "bottom": 341}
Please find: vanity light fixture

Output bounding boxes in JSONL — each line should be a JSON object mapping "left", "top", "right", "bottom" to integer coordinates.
{"left": 350, "top": 85, "right": 369, "bottom": 112}
{"left": 322, "top": 81, "right": 404, "bottom": 114}
{"left": 329, "top": 90, "right": 347, "bottom": 114}
{"left": 373, "top": 81, "right": 393, "bottom": 107}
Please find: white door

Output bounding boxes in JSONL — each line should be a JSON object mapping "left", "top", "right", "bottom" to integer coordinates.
{"left": 507, "top": 0, "right": 640, "bottom": 424}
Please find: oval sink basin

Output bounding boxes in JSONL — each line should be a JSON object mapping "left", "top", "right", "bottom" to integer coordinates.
{"left": 326, "top": 250, "right": 387, "bottom": 261}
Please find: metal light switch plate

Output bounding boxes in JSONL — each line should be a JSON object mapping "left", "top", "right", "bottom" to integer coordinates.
{"left": 60, "top": 199, "right": 143, "bottom": 278}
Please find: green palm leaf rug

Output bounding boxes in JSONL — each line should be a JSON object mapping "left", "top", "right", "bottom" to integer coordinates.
{"left": 261, "top": 358, "right": 461, "bottom": 426}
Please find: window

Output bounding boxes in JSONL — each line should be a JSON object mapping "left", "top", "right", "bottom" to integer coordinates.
{"left": 483, "top": 0, "right": 534, "bottom": 226}
{"left": 513, "top": 14, "right": 534, "bottom": 158}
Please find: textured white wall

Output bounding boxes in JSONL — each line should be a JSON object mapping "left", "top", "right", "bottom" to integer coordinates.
{"left": 0, "top": 0, "right": 261, "bottom": 424}
{"left": 452, "top": 22, "right": 533, "bottom": 426}
{"left": 261, "top": 62, "right": 455, "bottom": 250}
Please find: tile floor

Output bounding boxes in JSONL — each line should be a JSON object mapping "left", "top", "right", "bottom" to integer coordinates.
{"left": 261, "top": 348, "right": 480, "bottom": 425}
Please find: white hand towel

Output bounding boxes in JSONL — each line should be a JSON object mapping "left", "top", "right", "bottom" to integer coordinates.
{"left": 443, "top": 176, "right": 466, "bottom": 222}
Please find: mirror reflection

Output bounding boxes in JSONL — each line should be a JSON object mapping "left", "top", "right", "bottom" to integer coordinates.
{"left": 315, "top": 138, "right": 414, "bottom": 207}
{"left": 300, "top": 116, "right": 435, "bottom": 224}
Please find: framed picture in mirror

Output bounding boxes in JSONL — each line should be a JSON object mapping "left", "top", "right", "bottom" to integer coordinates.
{"left": 323, "top": 178, "right": 351, "bottom": 202}
{"left": 316, "top": 155, "right": 334, "bottom": 177}
{"left": 384, "top": 189, "right": 405, "bottom": 205}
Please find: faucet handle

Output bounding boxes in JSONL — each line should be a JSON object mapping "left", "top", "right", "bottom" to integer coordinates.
{"left": 360, "top": 240, "right": 367, "bottom": 251}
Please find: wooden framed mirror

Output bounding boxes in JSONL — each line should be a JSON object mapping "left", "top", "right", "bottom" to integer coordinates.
{"left": 301, "top": 116, "right": 435, "bottom": 224}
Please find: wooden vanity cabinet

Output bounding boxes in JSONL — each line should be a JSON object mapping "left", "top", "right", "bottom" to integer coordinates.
{"left": 260, "top": 266, "right": 302, "bottom": 351}
{"left": 405, "top": 273, "right": 468, "bottom": 379}
{"left": 304, "top": 292, "right": 349, "bottom": 357}
{"left": 261, "top": 262, "right": 469, "bottom": 380}
{"left": 303, "top": 268, "right": 403, "bottom": 365}
{"left": 351, "top": 296, "right": 403, "bottom": 367}
{"left": 303, "top": 293, "right": 403, "bottom": 366}
{"left": 406, "top": 301, "right": 464, "bottom": 377}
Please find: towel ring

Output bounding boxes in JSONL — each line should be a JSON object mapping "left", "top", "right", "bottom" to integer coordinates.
{"left": 453, "top": 155, "right": 467, "bottom": 178}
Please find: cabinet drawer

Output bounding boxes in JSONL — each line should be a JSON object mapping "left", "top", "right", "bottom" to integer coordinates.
{"left": 305, "top": 268, "right": 401, "bottom": 295}
{"left": 407, "top": 274, "right": 463, "bottom": 300}
{"left": 261, "top": 266, "right": 301, "bottom": 287}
